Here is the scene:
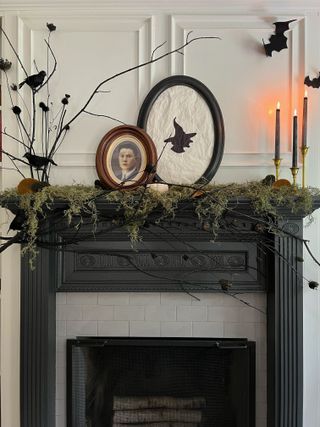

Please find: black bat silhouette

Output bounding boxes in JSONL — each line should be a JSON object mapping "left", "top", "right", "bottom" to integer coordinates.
{"left": 164, "top": 118, "right": 197, "bottom": 154}
{"left": 304, "top": 73, "right": 320, "bottom": 89}
{"left": 263, "top": 19, "right": 296, "bottom": 57}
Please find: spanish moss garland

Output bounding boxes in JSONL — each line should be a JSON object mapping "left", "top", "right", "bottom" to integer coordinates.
{"left": 0, "top": 181, "right": 318, "bottom": 267}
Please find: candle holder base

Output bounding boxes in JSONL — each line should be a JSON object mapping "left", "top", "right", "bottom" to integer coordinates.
{"left": 273, "top": 158, "right": 282, "bottom": 181}
{"left": 290, "top": 167, "right": 299, "bottom": 189}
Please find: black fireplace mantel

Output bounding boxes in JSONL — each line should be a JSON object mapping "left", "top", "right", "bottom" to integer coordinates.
{"left": 17, "top": 197, "right": 320, "bottom": 427}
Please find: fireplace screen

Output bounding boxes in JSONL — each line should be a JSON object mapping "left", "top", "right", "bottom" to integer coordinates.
{"left": 67, "top": 337, "right": 255, "bottom": 427}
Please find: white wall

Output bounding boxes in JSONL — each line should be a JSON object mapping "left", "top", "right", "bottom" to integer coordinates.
{"left": 1, "top": 2, "right": 320, "bottom": 427}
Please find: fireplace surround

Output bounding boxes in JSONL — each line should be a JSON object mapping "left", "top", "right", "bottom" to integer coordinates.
{"left": 16, "top": 197, "right": 320, "bottom": 427}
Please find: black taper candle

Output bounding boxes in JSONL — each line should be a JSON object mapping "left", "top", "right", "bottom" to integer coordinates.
{"left": 275, "top": 102, "right": 280, "bottom": 159}
{"left": 302, "top": 91, "right": 308, "bottom": 147}
{"left": 292, "top": 110, "right": 298, "bottom": 167}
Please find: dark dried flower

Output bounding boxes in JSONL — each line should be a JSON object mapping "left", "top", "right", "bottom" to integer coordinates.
{"left": 39, "top": 102, "right": 49, "bottom": 112}
{"left": 61, "top": 97, "right": 69, "bottom": 105}
{"left": 0, "top": 58, "right": 12, "bottom": 71}
{"left": 64, "top": 124, "right": 70, "bottom": 131}
{"left": 12, "top": 105, "right": 21, "bottom": 115}
{"left": 46, "top": 23, "right": 56, "bottom": 32}
{"left": 309, "top": 281, "right": 319, "bottom": 290}
{"left": 10, "top": 83, "right": 18, "bottom": 91}
{"left": 219, "top": 279, "right": 232, "bottom": 291}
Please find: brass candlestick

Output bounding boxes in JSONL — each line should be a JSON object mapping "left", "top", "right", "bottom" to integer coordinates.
{"left": 290, "top": 166, "right": 299, "bottom": 189}
{"left": 301, "top": 146, "right": 309, "bottom": 188}
{"left": 273, "top": 158, "right": 282, "bottom": 181}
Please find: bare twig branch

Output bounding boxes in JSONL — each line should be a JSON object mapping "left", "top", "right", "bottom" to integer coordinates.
{"left": 50, "top": 34, "right": 220, "bottom": 156}
{"left": 150, "top": 41, "right": 167, "bottom": 61}
{"left": 0, "top": 26, "right": 28, "bottom": 76}
{"left": 1, "top": 129, "right": 29, "bottom": 150}
{"left": 1, "top": 149, "right": 30, "bottom": 166}
{"left": 83, "top": 110, "right": 126, "bottom": 125}
{"left": 304, "top": 240, "right": 320, "bottom": 267}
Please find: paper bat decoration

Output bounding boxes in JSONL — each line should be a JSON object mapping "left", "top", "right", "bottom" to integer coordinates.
{"left": 263, "top": 19, "right": 296, "bottom": 57}
{"left": 304, "top": 73, "right": 320, "bottom": 89}
{"left": 164, "top": 118, "right": 197, "bottom": 154}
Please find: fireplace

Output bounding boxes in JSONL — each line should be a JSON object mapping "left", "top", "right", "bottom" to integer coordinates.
{"left": 17, "top": 198, "right": 320, "bottom": 427}
{"left": 67, "top": 337, "right": 255, "bottom": 427}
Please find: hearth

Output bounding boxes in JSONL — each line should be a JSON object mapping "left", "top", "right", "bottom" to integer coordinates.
{"left": 67, "top": 337, "right": 255, "bottom": 427}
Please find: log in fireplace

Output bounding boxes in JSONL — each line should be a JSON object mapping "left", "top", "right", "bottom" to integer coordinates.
{"left": 16, "top": 197, "right": 320, "bottom": 427}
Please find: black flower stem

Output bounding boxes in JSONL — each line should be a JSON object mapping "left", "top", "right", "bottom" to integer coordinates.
{"left": 48, "top": 35, "right": 220, "bottom": 159}
{"left": 35, "top": 39, "right": 57, "bottom": 94}
{"left": 51, "top": 127, "right": 68, "bottom": 157}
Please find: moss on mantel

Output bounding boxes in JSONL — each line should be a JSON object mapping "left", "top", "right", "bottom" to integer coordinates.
{"left": 0, "top": 182, "right": 319, "bottom": 267}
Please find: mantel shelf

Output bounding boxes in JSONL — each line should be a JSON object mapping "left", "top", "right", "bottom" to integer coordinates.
{"left": 4, "top": 195, "right": 320, "bottom": 220}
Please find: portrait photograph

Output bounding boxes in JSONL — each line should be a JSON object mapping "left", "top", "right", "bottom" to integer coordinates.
{"left": 108, "top": 138, "right": 144, "bottom": 185}
{"left": 96, "top": 125, "right": 157, "bottom": 190}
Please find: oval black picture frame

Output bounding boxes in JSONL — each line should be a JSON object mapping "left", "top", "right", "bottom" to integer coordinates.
{"left": 137, "top": 75, "right": 225, "bottom": 184}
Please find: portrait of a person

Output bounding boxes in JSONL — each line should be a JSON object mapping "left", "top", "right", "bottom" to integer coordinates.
{"left": 112, "top": 142, "right": 141, "bottom": 183}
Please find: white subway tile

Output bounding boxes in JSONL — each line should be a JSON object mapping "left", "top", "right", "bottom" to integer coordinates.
{"left": 240, "top": 293, "right": 267, "bottom": 309}
{"left": 56, "top": 366, "right": 66, "bottom": 385}
{"left": 256, "top": 385, "right": 267, "bottom": 404}
{"left": 66, "top": 293, "right": 97, "bottom": 305}
{"left": 256, "top": 402, "right": 267, "bottom": 420}
{"left": 56, "top": 293, "right": 67, "bottom": 304}
{"left": 82, "top": 305, "right": 114, "bottom": 321}
{"left": 57, "top": 305, "right": 82, "bottom": 321}
{"left": 221, "top": 294, "right": 246, "bottom": 307}
{"left": 98, "top": 293, "right": 129, "bottom": 305}
{"left": 56, "top": 399, "right": 65, "bottom": 416}
{"left": 56, "top": 415, "right": 66, "bottom": 427}
{"left": 192, "top": 322, "right": 224, "bottom": 337}
{"left": 98, "top": 321, "right": 129, "bottom": 336}
{"left": 129, "top": 293, "right": 161, "bottom": 305}
{"left": 256, "top": 419, "right": 267, "bottom": 427}
{"left": 56, "top": 337, "right": 67, "bottom": 354}
{"left": 114, "top": 305, "right": 145, "bottom": 320}
{"left": 255, "top": 324, "right": 267, "bottom": 344}
{"left": 223, "top": 322, "right": 256, "bottom": 340}
{"left": 160, "top": 293, "right": 192, "bottom": 305}
{"left": 145, "top": 305, "right": 176, "bottom": 321}
{"left": 56, "top": 351, "right": 66, "bottom": 368}
{"left": 177, "top": 306, "right": 207, "bottom": 321}
{"left": 66, "top": 321, "right": 97, "bottom": 336}
{"left": 56, "top": 382, "right": 66, "bottom": 400}
{"left": 191, "top": 293, "right": 230, "bottom": 306}
{"left": 130, "top": 321, "right": 161, "bottom": 336}
{"left": 161, "top": 322, "right": 192, "bottom": 337}
{"left": 208, "top": 306, "right": 242, "bottom": 322}
{"left": 240, "top": 306, "right": 266, "bottom": 323}
{"left": 56, "top": 321, "right": 66, "bottom": 337}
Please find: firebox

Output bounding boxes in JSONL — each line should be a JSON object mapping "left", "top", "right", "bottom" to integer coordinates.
{"left": 67, "top": 337, "right": 255, "bottom": 427}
